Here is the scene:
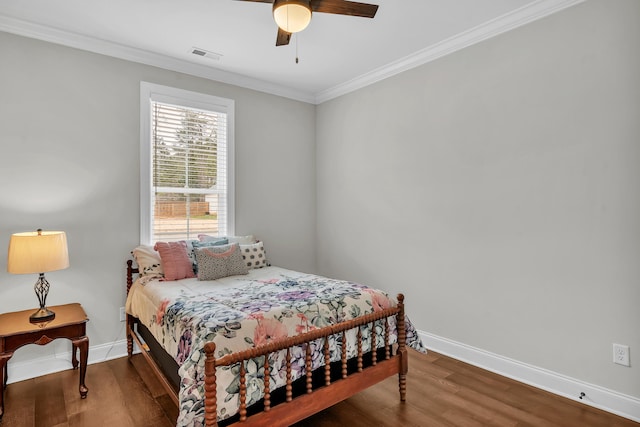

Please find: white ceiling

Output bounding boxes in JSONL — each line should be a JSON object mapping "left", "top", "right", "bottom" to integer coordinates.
{"left": 0, "top": 0, "right": 583, "bottom": 103}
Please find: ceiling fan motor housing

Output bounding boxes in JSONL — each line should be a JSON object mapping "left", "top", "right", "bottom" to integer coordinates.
{"left": 272, "top": 0, "right": 312, "bottom": 33}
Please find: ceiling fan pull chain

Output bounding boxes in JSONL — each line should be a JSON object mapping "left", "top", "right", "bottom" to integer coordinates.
{"left": 295, "top": 34, "right": 299, "bottom": 64}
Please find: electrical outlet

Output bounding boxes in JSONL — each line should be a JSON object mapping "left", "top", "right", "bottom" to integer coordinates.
{"left": 613, "top": 343, "right": 630, "bottom": 367}
{"left": 119, "top": 307, "right": 126, "bottom": 322}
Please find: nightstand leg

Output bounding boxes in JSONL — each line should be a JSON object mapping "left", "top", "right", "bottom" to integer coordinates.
{"left": 72, "top": 336, "right": 89, "bottom": 398}
{"left": 71, "top": 342, "right": 78, "bottom": 369}
{"left": 0, "top": 353, "right": 12, "bottom": 421}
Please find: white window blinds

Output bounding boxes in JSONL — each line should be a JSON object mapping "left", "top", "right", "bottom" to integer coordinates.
{"left": 140, "top": 83, "right": 234, "bottom": 244}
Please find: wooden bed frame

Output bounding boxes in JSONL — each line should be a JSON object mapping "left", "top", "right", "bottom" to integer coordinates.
{"left": 125, "top": 260, "right": 409, "bottom": 427}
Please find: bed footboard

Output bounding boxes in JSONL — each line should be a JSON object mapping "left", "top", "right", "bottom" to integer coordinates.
{"left": 203, "top": 295, "right": 408, "bottom": 427}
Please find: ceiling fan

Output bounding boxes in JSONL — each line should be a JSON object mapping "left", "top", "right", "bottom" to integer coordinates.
{"left": 237, "top": 0, "right": 379, "bottom": 46}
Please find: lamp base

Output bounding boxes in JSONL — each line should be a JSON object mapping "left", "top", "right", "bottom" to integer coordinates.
{"left": 30, "top": 307, "right": 56, "bottom": 323}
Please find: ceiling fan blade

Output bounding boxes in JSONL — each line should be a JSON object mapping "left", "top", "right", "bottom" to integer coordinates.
{"left": 276, "top": 27, "right": 292, "bottom": 46}
{"left": 311, "top": 0, "right": 378, "bottom": 18}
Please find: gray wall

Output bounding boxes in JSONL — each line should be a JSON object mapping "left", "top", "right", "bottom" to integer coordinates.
{"left": 1, "top": 0, "right": 638, "bottom": 404}
{"left": 316, "top": 0, "right": 639, "bottom": 397}
{"left": 0, "top": 32, "right": 316, "bottom": 363}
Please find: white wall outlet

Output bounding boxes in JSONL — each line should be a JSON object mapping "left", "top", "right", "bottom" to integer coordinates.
{"left": 119, "top": 306, "right": 126, "bottom": 322}
{"left": 613, "top": 343, "right": 630, "bottom": 367}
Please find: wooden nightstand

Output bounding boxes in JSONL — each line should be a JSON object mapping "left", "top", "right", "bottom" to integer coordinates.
{"left": 0, "top": 303, "right": 89, "bottom": 420}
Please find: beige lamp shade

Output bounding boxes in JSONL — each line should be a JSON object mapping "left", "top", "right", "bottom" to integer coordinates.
{"left": 273, "top": 0, "right": 312, "bottom": 33}
{"left": 7, "top": 230, "right": 69, "bottom": 274}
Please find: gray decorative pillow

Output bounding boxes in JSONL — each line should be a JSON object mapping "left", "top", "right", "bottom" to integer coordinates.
{"left": 195, "top": 243, "right": 249, "bottom": 280}
{"left": 190, "top": 239, "right": 229, "bottom": 273}
{"left": 239, "top": 241, "right": 268, "bottom": 269}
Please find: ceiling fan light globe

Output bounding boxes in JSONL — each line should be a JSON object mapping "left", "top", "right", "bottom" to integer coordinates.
{"left": 273, "top": 0, "right": 312, "bottom": 33}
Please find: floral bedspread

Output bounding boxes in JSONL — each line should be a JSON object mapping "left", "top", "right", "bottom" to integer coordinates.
{"left": 126, "top": 266, "right": 424, "bottom": 426}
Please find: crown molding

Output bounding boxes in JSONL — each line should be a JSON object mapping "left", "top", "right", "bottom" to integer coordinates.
{"left": 0, "top": 15, "right": 317, "bottom": 104}
{"left": 0, "top": 0, "right": 585, "bottom": 105}
{"left": 314, "top": 0, "right": 587, "bottom": 104}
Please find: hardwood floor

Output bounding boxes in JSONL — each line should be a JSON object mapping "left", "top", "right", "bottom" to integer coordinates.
{"left": 2, "top": 350, "right": 637, "bottom": 426}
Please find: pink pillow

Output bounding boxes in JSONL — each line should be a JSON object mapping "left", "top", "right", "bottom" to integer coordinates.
{"left": 154, "top": 241, "right": 196, "bottom": 281}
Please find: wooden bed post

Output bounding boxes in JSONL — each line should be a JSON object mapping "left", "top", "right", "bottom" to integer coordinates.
{"left": 396, "top": 293, "right": 408, "bottom": 402}
{"left": 126, "top": 260, "right": 134, "bottom": 358}
{"left": 204, "top": 342, "right": 218, "bottom": 427}
{"left": 126, "top": 315, "right": 133, "bottom": 358}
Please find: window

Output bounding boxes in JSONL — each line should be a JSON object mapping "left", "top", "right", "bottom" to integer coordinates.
{"left": 140, "top": 82, "right": 234, "bottom": 244}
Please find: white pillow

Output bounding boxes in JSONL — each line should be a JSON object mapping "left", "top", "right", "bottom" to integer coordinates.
{"left": 228, "top": 235, "right": 257, "bottom": 244}
{"left": 239, "top": 241, "right": 268, "bottom": 269}
{"left": 132, "top": 245, "right": 164, "bottom": 276}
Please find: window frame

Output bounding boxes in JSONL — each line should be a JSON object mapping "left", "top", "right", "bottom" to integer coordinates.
{"left": 139, "top": 82, "right": 235, "bottom": 245}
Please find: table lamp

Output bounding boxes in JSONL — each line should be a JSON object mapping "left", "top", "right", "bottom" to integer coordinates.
{"left": 7, "top": 229, "right": 69, "bottom": 323}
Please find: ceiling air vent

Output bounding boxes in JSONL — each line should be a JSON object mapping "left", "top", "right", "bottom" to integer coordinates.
{"left": 191, "top": 47, "right": 222, "bottom": 61}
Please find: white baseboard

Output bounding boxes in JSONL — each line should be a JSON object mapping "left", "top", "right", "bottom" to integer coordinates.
{"left": 5, "top": 339, "right": 135, "bottom": 385}
{"left": 419, "top": 330, "right": 640, "bottom": 423}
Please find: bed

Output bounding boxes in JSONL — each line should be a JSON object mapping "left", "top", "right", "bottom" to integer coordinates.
{"left": 125, "top": 239, "right": 425, "bottom": 427}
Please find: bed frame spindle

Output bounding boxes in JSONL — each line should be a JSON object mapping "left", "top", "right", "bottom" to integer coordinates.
{"left": 263, "top": 355, "right": 271, "bottom": 411}
{"left": 397, "top": 294, "right": 408, "bottom": 402}
{"left": 357, "top": 327, "right": 363, "bottom": 372}
{"left": 324, "top": 337, "right": 331, "bottom": 386}
{"left": 340, "top": 331, "right": 348, "bottom": 379}
{"left": 371, "top": 321, "right": 377, "bottom": 365}
{"left": 384, "top": 318, "right": 391, "bottom": 360}
{"left": 285, "top": 348, "right": 293, "bottom": 402}
{"left": 239, "top": 361, "right": 247, "bottom": 421}
{"left": 305, "top": 343, "right": 313, "bottom": 393}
